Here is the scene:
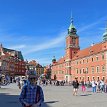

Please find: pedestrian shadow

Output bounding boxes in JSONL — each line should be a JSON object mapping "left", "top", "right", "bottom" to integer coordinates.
{"left": 87, "top": 90, "right": 92, "bottom": 92}
{"left": 80, "top": 94, "right": 92, "bottom": 96}
{"left": 45, "top": 101, "right": 59, "bottom": 104}
{"left": 41, "top": 102, "right": 52, "bottom": 107}
{"left": 0, "top": 93, "right": 21, "bottom": 107}
{"left": 42, "top": 101, "right": 59, "bottom": 107}
{"left": 0, "top": 93, "right": 50, "bottom": 107}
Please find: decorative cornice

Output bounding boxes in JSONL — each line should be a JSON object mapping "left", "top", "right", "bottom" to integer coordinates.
{"left": 65, "top": 59, "right": 71, "bottom": 62}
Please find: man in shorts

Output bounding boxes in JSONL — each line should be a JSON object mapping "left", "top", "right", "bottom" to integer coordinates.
{"left": 72, "top": 78, "right": 79, "bottom": 96}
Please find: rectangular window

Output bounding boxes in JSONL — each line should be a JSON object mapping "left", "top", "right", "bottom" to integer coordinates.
{"left": 83, "top": 68, "right": 85, "bottom": 74}
{"left": 102, "top": 65, "right": 105, "bottom": 72}
{"left": 62, "top": 71, "right": 64, "bottom": 74}
{"left": 91, "top": 67, "right": 94, "bottom": 74}
{"left": 102, "top": 54, "right": 104, "bottom": 60}
{"left": 86, "top": 67, "right": 88, "bottom": 74}
{"left": 92, "top": 58, "right": 94, "bottom": 62}
{"left": 76, "top": 69, "right": 78, "bottom": 74}
{"left": 96, "top": 66, "right": 99, "bottom": 73}
{"left": 96, "top": 56, "right": 98, "bottom": 61}
{"left": 83, "top": 60, "right": 84, "bottom": 64}
{"left": 87, "top": 59, "right": 88, "bottom": 63}
{"left": 80, "top": 69, "right": 81, "bottom": 74}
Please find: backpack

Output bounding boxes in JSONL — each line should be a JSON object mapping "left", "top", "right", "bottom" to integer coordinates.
{"left": 35, "top": 85, "right": 41, "bottom": 103}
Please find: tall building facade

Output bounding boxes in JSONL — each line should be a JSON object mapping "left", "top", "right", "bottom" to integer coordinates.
{"left": 28, "top": 60, "right": 44, "bottom": 77}
{"left": 51, "top": 19, "right": 107, "bottom": 82}
{"left": 0, "top": 44, "right": 26, "bottom": 77}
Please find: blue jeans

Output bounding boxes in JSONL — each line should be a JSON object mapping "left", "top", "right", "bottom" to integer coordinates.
{"left": 92, "top": 86, "right": 96, "bottom": 93}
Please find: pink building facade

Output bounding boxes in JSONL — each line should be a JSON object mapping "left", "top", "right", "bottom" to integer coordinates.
{"left": 51, "top": 19, "right": 107, "bottom": 82}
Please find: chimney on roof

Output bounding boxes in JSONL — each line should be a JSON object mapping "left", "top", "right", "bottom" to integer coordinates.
{"left": 91, "top": 43, "right": 94, "bottom": 46}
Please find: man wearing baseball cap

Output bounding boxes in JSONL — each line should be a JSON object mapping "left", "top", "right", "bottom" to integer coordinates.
{"left": 19, "top": 70, "right": 44, "bottom": 107}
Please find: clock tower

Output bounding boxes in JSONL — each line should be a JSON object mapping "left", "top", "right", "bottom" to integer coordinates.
{"left": 65, "top": 17, "right": 80, "bottom": 82}
{"left": 65, "top": 18, "right": 80, "bottom": 61}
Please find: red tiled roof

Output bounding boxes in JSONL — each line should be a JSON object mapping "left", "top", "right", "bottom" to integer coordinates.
{"left": 72, "top": 42, "right": 107, "bottom": 60}
{"left": 1, "top": 53, "right": 10, "bottom": 58}
{"left": 29, "top": 60, "right": 37, "bottom": 66}
{"left": 57, "top": 56, "right": 65, "bottom": 64}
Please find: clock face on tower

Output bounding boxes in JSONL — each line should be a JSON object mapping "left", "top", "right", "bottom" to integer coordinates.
{"left": 66, "top": 35, "right": 79, "bottom": 60}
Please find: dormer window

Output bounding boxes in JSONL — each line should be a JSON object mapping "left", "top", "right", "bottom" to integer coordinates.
{"left": 92, "top": 58, "right": 94, "bottom": 62}
{"left": 102, "top": 53, "right": 104, "bottom": 60}
{"left": 89, "top": 48, "right": 94, "bottom": 54}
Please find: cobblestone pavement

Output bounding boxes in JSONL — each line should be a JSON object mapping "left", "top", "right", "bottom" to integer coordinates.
{"left": 0, "top": 84, "right": 107, "bottom": 107}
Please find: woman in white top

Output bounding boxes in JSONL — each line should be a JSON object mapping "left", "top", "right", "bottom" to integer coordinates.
{"left": 91, "top": 79, "right": 97, "bottom": 93}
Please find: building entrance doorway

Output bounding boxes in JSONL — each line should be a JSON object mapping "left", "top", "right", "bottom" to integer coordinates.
{"left": 65, "top": 76, "right": 68, "bottom": 83}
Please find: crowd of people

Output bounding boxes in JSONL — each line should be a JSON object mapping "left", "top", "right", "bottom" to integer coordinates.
{"left": 16, "top": 77, "right": 69, "bottom": 90}
{"left": 0, "top": 74, "right": 13, "bottom": 88}
{"left": 2, "top": 71, "right": 107, "bottom": 107}
{"left": 72, "top": 78, "right": 107, "bottom": 96}
{"left": 16, "top": 75, "right": 107, "bottom": 94}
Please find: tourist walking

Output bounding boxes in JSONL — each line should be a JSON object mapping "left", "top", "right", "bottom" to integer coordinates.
{"left": 19, "top": 70, "right": 44, "bottom": 107}
{"left": 96, "top": 80, "right": 100, "bottom": 93}
{"left": 72, "top": 78, "right": 79, "bottom": 96}
{"left": 105, "top": 79, "right": 107, "bottom": 93}
{"left": 100, "top": 79, "right": 105, "bottom": 93}
{"left": 91, "top": 79, "right": 97, "bottom": 93}
{"left": 81, "top": 79, "right": 86, "bottom": 93}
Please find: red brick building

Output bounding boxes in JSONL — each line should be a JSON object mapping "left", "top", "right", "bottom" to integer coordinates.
{"left": 0, "top": 44, "right": 26, "bottom": 76}
{"left": 44, "top": 64, "right": 51, "bottom": 79}
{"left": 51, "top": 19, "right": 107, "bottom": 82}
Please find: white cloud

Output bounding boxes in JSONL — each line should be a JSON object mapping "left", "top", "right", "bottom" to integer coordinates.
{"left": 77, "top": 16, "right": 107, "bottom": 49}
{"left": 36, "top": 58, "right": 51, "bottom": 65}
{"left": 78, "top": 16, "right": 106, "bottom": 33}
{"left": 23, "top": 31, "right": 67, "bottom": 55}
{"left": 3, "top": 16, "right": 107, "bottom": 65}
{"left": 80, "top": 34, "right": 101, "bottom": 49}
{"left": 8, "top": 45, "right": 26, "bottom": 50}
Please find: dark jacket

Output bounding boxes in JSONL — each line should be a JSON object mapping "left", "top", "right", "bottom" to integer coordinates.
{"left": 72, "top": 80, "right": 79, "bottom": 88}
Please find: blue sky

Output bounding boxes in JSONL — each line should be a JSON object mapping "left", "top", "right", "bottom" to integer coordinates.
{"left": 0, "top": 0, "right": 107, "bottom": 65}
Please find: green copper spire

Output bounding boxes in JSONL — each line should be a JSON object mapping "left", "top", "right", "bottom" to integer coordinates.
{"left": 68, "top": 16, "right": 77, "bottom": 35}
{"left": 52, "top": 56, "right": 56, "bottom": 63}
{"left": 103, "top": 21, "right": 107, "bottom": 41}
